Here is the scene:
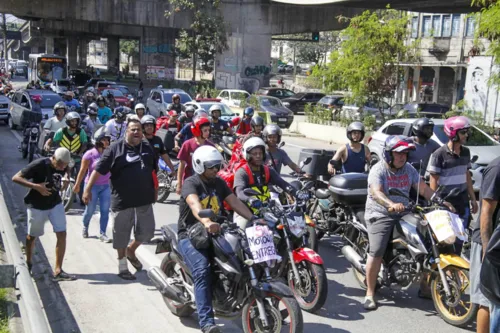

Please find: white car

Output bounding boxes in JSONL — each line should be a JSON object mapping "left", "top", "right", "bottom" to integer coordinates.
{"left": 217, "top": 89, "right": 250, "bottom": 108}
{"left": 367, "top": 118, "right": 500, "bottom": 192}
{"left": 184, "top": 100, "right": 238, "bottom": 123}
{"left": 342, "top": 100, "right": 392, "bottom": 123}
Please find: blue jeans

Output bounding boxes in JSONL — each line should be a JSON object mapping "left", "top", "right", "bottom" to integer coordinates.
{"left": 82, "top": 184, "right": 111, "bottom": 235}
{"left": 491, "top": 302, "right": 500, "bottom": 333}
{"left": 178, "top": 238, "right": 214, "bottom": 330}
{"left": 454, "top": 206, "right": 470, "bottom": 255}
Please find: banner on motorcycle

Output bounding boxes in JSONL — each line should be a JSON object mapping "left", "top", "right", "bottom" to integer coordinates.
{"left": 425, "top": 210, "right": 467, "bottom": 244}
{"left": 246, "top": 225, "right": 281, "bottom": 264}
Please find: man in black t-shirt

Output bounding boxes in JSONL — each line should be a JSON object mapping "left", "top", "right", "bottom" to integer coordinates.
{"left": 178, "top": 146, "right": 252, "bottom": 333}
{"left": 83, "top": 118, "right": 156, "bottom": 280}
{"left": 470, "top": 156, "right": 500, "bottom": 332}
{"left": 140, "top": 115, "right": 175, "bottom": 175}
{"left": 12, "top": 147, "right": 77, "bottom": 281}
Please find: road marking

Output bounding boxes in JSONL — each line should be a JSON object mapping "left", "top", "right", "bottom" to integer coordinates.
{"left": 286, "top": 143, "right": 307, "bottom": 149}
{"left": 10, "top": 129, "right": 22, "bottom": 142}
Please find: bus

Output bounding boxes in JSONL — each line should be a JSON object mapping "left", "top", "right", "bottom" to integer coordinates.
{"left": 28, "top": 54, "right": 67, "bottom": 84}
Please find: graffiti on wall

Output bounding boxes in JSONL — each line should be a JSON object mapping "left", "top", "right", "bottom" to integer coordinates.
{"left": 146, "top": 66, "right": 175, "bottom": 81}
{"left": 215, "top": 72, "right": 260, "bottom": 93}
{"left": 244, "top": 65, "right": 271, "bottom": 77}
{"left": 142, "top": 44, "right": 174, "bottom": 54}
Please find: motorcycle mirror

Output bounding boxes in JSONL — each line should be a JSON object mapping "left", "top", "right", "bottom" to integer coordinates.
{"left": 471, "top": 155, "right": 479, "bottom": 163}
{"left": 264, "top": 212, "right": 279, "bottom": 223}
{"left": 302, "top": 181, "right": 314, "bottom": 191}
{"left": 443, "top": 187, "right": 461, "bottom": 200}
{"left": 278, "top": 142, "right": 285, "bottom": 149}
{"left": 243, "top": 188, "right": 261, "bottom": 197}
{"left": 388, "top": 188, "right": 408, "bottom": 198}
{"left": 198, "top": 209, "right": 216, "bottom": 219}
{"left": 303, "top": 157, "right": 312, "bottom": 166}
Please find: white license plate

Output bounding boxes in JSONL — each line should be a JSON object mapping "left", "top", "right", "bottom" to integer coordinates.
{"left": 278, "top": 118, "right": 287, "bottom": 122}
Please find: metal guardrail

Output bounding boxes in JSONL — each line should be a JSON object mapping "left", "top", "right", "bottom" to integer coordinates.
{"left": 0, "top": 183, "right": 51, "bottom": 333}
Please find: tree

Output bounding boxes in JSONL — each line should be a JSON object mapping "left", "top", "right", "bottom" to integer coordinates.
{"left": 472, "top": 0, "right": 500, "bottom": 86}
{"left": 272, "top": 32, "right": 341, "bottom": 65}
{"left": 311, "top": 9, "right": 415, "bottom": 120}
{"left": 166, "top": 0, "right": 228, "bottom": 77}
{"left": 119, "top": 39, "right": 139, "bottom": 65}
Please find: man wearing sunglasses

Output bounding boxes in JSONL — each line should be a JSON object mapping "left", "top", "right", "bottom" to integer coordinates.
{"left": 428, "top": 115, "right": 478, "bottom": 256}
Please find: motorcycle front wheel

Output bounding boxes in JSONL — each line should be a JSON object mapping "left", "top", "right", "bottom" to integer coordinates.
{"left": 156, "top": 170, "right": 172, "bottom": 203}
{"left": 60, "top": 182, "right": 75, "bottom": 212}
{"left": 28, "top": 143, "right": 36, "bottom": 162}
{"left": 288, "top": 261, "right": 327, "bottom": 313}
{"left": 242, "top": 293, "right": 303, "bottom": 333}
{"left": 431, "top": 265, "right": 477, "bottom": 327}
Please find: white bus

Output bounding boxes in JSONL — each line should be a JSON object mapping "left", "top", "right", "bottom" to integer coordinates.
{"left": 28, "top": 54, "right": 67, "bottom": 84}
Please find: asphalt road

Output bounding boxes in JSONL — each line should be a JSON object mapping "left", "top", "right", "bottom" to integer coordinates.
{"left": 0, "top": 118, "right": 476, "bottom": 333}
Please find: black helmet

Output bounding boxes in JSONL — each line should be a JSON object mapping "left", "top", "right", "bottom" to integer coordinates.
{"left": 140, "top": 115, "right": 156, "bottom": 128}
{"left": 251, "top": 116, "right": 264, "bottom": 129}
{"left": 346, "top": 122, "right": 365, "bottom": 142}
{"left": 96, "top": 95, "right": 105, "bottom": 103}
{"left": 92, "top": 126, "right": 111, "bottom": 146}
{"left": 412, "top": 118, "right": 434, "bottom": 139}
{"left": 87, "top": 102, "right": 98, "bottom": 116}
{"left": 65, "top": 111, "right": 81, "bottom": 127}
{"left": 263, "top": 124, "right": 282, "bottom": 143}
{"left": 114, "top": 106, "right": 131, "bottom": 121}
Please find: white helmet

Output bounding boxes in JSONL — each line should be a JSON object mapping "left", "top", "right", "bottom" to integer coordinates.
{"left": 243, "top": 137, "right": 266, "bottom": 161}
{"left": 192, "top": 146, "right": 224, "bottom": 175}
{"left": 134, "top": 103, "right": 146, "bottom": 114}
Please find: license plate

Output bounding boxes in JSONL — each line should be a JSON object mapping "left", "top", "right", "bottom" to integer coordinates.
{"left": 278, "top": 118, "right": 287, "bottom": 122}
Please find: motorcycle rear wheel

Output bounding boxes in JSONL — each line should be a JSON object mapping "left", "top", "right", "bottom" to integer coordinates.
{"left": 351, "top": 235, "right": 382, "bottom": 291}
{"left": 28, "top": 143, "right": 36, "bottom": 162}
{"left": 431, "top": 266, "right": 477, "bottom": 327}
{"left": 160, "top": 252, "right": 195, "bottom": 317}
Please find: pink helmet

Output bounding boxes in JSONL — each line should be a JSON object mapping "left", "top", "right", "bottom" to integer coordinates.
{"left": 444, "top": 116, "right": 471, "bottom": 140}
{"left": 32, "top": 95, "right": 42, "bottom": 103}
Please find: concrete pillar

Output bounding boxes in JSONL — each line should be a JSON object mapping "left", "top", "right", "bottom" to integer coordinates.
{"left": 139, "top": 28, "right": 175, "bottom": 81}
{"left": 45, "top": 37, "right": 54, "bottom": 54}
{"left": 452, "top": 67, "right": 463, "bottom": 107}
{"left": 107, "top": 36, "right": 120, "bottom": 70}
{"left": 78, "top": 39, "right": 88, "bottom": 69}
{"left": 402, "top": 67, "right": 410, "bottom": 103}
{"left": 412, "top": 67, "right": 421, "bottom": 102}
{"left": 432, "top": 66, "right": 440, "bottom": 103}
{"left": 66, "top": 38, "right": 78, "bottom": 70}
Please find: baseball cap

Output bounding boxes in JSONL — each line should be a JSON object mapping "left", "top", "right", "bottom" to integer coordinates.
{"left": 54, "top": 147, "right": 71, "bottom": 164}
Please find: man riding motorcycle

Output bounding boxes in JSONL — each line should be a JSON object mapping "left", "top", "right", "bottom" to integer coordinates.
{"left": 167, "top": 93, "right": 186, "bottom": 116}
{"left": 178, "top": 105, "right": 195, "bottom": 130}
{"left": 81, "top": 103, "right": 102, "bottom": 139}
{"left": 208, "top": 105, "right": 232, "bottom": 137}
{"left": 236, "top": 107, "right": 254, "bottom": 136}
{"left": 63, "top": 91, "right": 81, "bottom": 113}
{"left": 408, "top": 118, "right": 440, "bottom": 176}
{"left": 46, "top": 112, "right": 88, "bottom": 155}
{"left": 141, "top": 115, "right": 175, "bottom": 174}
{"left": 328, "top": 121, "right": 370, "bottom": 174}
{"left": 134, "top": 103, "right": 146, "bottom": 120}
{"left": 43, "top": 102, "right": 68, "bottom": 149}
{"left": 97, "top": 96, "right": 113, "bottom": 124}
{"left": 106, "top": 91, "right": 117, "bottom": 110}
{"left": 175, "top": 109, "right": 208, "bottom": 147}
{"left": 104, "top": 106, "right": 130, "bottom": 142}
{"left": 241, "top": 115, "right": 264, "bottom": 143}
{"left": 363, "top": 135, "right": 454, "bottom": 310}
{"left": 177, "top": 145, "right": 254, "bottom": 333}
{"left": 263, "top": 124, "right": 301, "bottom": 174}
{"left": 233, "top": 137, "right": 307, "bottom": 229}
{"left": 81, "top": 91, "right": 96, "bottom": 113}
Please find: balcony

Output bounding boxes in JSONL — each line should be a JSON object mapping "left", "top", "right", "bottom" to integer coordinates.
{"left": 429, "top": 37, "right": 451, "bottom": 55}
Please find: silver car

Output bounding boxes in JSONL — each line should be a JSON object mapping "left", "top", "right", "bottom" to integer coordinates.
{"left": 146, "top": 87, "right": 192, "bottom": 118}
{"left": 342, "top": 100, "right": 392, "bottom": 123}
{"left": 8, "top": 90, "right": 62, "bottom": 129}
{"left": 367, "top": 118, "right": 500, "bottom": 192}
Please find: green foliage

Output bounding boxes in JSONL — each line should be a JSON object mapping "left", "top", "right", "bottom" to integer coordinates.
{"left": 444, "top": 99, "right": 495, "bottom": 134}
{"left": 119, "top": 40, "right": 139, "bottom": 64}
{"left": 304, "top": 103, "right": 332, "bottom": 125}
{"left": 0, "top": 288, "right": 10, "bottom": 333}
{"left": 166, "top": 0, "right": 228, "bottom": 73}
{"left": 240, "top": 95, "right": 260, "bottom": 110}
{"left": 312, "top": 9, "right": 415, "bottom": 120}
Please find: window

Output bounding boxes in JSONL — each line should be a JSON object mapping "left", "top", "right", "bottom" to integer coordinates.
{"left": 422, "top": 16, "right": 432, "bottom": 37}
{"left": 466, "top": 17, "right": 476, "bottom": 37}
{"left": 433, "top": 16, "right": 442, "bottom": 37}
{"left": 383, "top": 123, "right": 407, "bottom": 135}
{"left": 219, "top": 91, "right": 229, "bottom": 98}
{"left": 411, "top": 17, "right": 419, "bottom": 38}
{"left": 21, "top": 95, "right": 30, "bottom": 109}
{"left": 452, "top": 15, "right": 461, "bottom": 37}
{"left": 152, "top": 92, "right": 161, "bottom": 101}
{"left": 442, "top": 15, "right": 451, "bottom": 37}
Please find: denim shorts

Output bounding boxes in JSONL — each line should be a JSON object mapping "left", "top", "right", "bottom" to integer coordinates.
{"left": 27, "top": 203, "right": 67, "bottom": 237}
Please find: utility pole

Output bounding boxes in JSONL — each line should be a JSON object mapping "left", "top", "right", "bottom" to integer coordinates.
{"left": 1, "top": 13, "right": 8, "bottom": 70}
{"left": 292, "top": 43, "right": 296, "bottom": 83}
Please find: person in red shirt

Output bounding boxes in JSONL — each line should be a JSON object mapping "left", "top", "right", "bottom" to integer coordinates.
{"left": 236, "top": 107, "right": 254, "bottom": 136}
{"left": 176, "top": 115, "right": 214, "bottom": 194}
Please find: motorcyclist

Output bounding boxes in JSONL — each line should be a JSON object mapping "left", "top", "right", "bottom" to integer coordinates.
{"left": 233, "top": 137, "right": 308, "bottom": 229}
{"left": 34, "top": 80, "right": 42, "bottom": 89}
{"left": 235, "top": 107, "right": 254, "bottom": 136}
{"left": 241, "top": 115, "right": 264, "bottom": 143}
{"left": 134, "top": 103, "right": 146, "bottom": 120}
{"left": 46, "top": 112, "right": 88, "bottom": 155}
{"left": 263, "top": 124, "right": 301, "bottom": 174}
{"left": 175, "top": 109, "right": 208, "bottom": 147}
{"left": 96, "top": 96, "right": 113, "bottom": 123}
{"left": 63, "top": 91, "right": 81, "bottom": 113}
{"left": 177, "top": 145, "right": 253, "bottom": 333}
{"left": 104, "top": 106, "right": 130, "bottom": 142}
{"left": 81, "top": 91, "right": 96, "bottom": 113}
{"left": 328, "top": 122, "right": 371, "bottom": 174}
{"left": 141, "top": 115, "right": 175, "bottom": 175}
{"left": 209, "top": 104, "right": 232, "bottom": 137}
{"left": 26, "top": 80, "right": 35, "bottom": 89}
{"left": 43, "top": 102, "right": 68, "bottom": 145}
{"left": 167, "top": 93, "right": 186, "bottom": 115}
{"left": 81, "top": 103, "right": 102, "bottom": 139}
{"left": 363, "top": 135, "right": 454, "bottom": 310}
{"left": 407, "top": 118, "right": 440, "bottom": 176}
{"left": 31, "top": 94, "right": 43, "bottom": 113}
{"left": 106, "top": 91, "right": 117, "bottom": 109}
{"left": 178, "top": 105, "right": 195, "bottom": 129}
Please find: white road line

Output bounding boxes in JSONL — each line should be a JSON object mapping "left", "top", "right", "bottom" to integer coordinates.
{"left": 10, "top": 129, "right": 22, "bottom": 142}
{"left": 286, "top": 143, "right": 307, "bottom": 149}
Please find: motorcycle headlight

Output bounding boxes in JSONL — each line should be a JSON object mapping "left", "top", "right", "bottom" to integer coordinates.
{"left": 31, "top": 127, "right": 39, "bottom": 134}
{"left": 69, "top": 158, "right": 75, "bottom": 168}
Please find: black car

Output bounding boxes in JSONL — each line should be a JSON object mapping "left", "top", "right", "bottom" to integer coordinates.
{"left": 317, "top": 95, "right": 345, "bottom": 119}
{"left": 257, "top": 87, "right": 296, "bottom": 100}
{"left": 256, "top": 96, "right": 294, "bottom": 129}
{"left": 70, "top": 71, "right": 92, "bottom": 87}
{"left": 397, "top": 102, "right": 451, "bottom": 119}
{"left": 281, "top": 92, "right": 325, "bottom": 114}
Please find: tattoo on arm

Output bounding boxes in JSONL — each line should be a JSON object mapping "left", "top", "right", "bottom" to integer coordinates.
{"left": 370, "top": 186, "right": 393, "bottom": 208}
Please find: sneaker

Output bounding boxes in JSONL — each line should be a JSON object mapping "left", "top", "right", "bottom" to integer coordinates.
{"left": 363, "top": 296, "right": 377, "bottom": 310}
{"left": 202, "top": 325, "right": 221, "bottom": 333}
{"left": 82, "top": 228, "right": 88, "bottom": 238}
{"left": 52, "top": 270, "right": 77, "bottom": 282}
{"left": 99, "top": 234, "right": 112, "bottom": 243}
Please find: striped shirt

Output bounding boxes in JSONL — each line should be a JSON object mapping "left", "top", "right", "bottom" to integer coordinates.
{"left": 427, "top": 144, "right": 471, "bottom": 210}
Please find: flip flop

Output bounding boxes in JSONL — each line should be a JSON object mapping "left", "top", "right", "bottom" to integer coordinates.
{"left": 127, "top": 255, "right": 143, "bottom": 271}
{"left": 53, "top": 270, "right": 77, "bottom": 282}
{"left": 118, "top": 270, "right": 136, "bottom": 280}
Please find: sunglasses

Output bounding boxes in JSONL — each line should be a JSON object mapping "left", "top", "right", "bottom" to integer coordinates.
{"left": 458, "top": 129, "right": 470, "bottom": 135}
{"left": 207, "top": 164, "right": 222, "bottom": 171}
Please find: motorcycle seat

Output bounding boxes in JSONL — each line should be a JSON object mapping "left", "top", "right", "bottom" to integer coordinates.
{"left": 161, "top": 224, "right": 180, "bottom": 253}
{"left": 315, "top": 188, "right": 330, "bottom": 200}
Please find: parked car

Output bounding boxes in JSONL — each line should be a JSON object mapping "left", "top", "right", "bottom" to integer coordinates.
{"left": 110, "top": 84, "right": 133, "bottom": 99}
{"left": 82, "top": 78, "right": 102, "bottom": 91}
{"left": 69, "top": 71, "right": 92, "bottom": 87}
{"left": 317, "top": 95, "right": 345, "bottom": 119}
{"left": 257, "top": 87, "right": 296, "bottom": 100}
{"left": 217, "top": 89, "right": 250, "bottom": 108}
{"left": 367, "top": 118, "right": 500, "bottom": 192}
{"left": 8, "top": 90, "right": 62, "bottom": 129}
{"left": 184, "top": 99, "right": 238, "bottom": 123}
{"left": 396, "top": 102, "right": 451, "bottom": 119}
{"left": 281, "top": 92, "right": 325, "bottom": 114}
{"left": 50, "top": 79, "right": 72, "bottom": 95}
{"left": 0, "top": 94, "right": 10, "bottom": 124}
{"left": 256, "top": 95, "right": 294, "bottom": 129}
{"left": 341, "top": 100, "right": 392, "bottom": 123}
{"left": 95, "top": 81, "right": 117, "bottom": 92}
{"left": 146, "top": 87, "right": 192, "bottom": 118}
{"left": 100, "top": 89, "right": 132, "bottom": 108}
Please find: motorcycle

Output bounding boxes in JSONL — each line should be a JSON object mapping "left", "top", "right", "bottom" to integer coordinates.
{"left": 45, "top": 149, "right": 78, "bottom": 212}
{"left": 156, "top": 158, "right": 178, "bottom": 203}
{"left": 148, "top": 209, "right": 304, "bottom": 333}
{"left": 212, "top": 131, "right": 236, "bottom": 161}
{"left": 342, "top": 186, "right": 477, "bottom": 327}
{"left": 19, "top": 112, "right": 42, "bottom": 163}
{"left": 250, "top": 184, "right": 328, "bottom": 313}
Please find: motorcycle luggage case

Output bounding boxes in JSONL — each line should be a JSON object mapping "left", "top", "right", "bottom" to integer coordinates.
{"left": 328, "top": 173, "right": 368, "bottom": 205}
{"left": 299, "top": 149, "right": 335, "bottom": 177}
{"left": 156, "top": 128, "right": 176, "bottom": 151}
{"left": 20, "top": 110, "right": 43, "bottom": 127}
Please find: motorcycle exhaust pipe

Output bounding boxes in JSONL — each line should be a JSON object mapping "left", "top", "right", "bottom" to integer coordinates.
{"left": 341, "top": 245, "right": 365, "bottom": 274}
{"left": 147, "top": 266, "right": 186, "bottom": 303}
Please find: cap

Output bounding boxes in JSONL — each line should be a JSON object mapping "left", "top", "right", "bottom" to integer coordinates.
{"left": 54, "top": 147, "right": 71, "bottom": 164}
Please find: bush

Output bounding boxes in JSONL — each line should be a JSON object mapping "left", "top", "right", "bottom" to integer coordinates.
{"left": 240, "top": 95, "right": 260, "bottom": 110}
{"left": 305, "top": 104, "right": 332, "bottom": 125}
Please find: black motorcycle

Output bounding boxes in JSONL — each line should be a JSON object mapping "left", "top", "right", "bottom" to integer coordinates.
{"left": 211, "top": 131, "right": 236, "bottom": 161}
{"left": 148, "top": 209, "right": 304, "bottom": 333}
{"left": 19, "top": 111, "right": 43, "bottom": 162}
